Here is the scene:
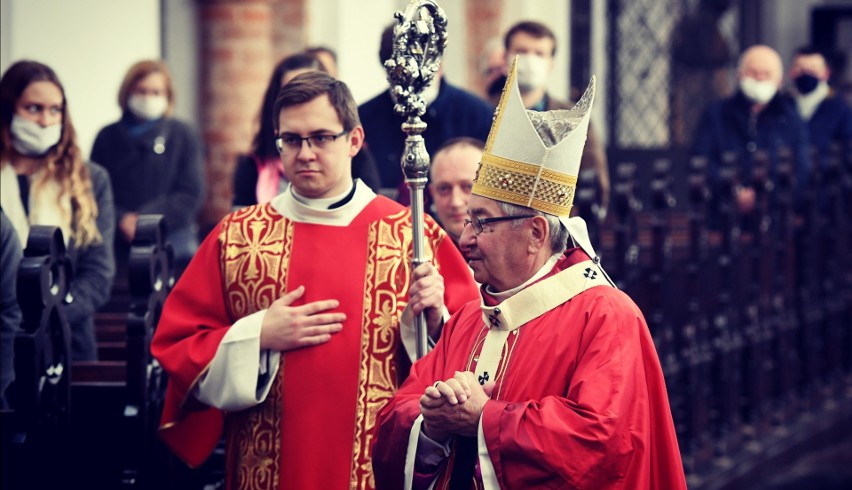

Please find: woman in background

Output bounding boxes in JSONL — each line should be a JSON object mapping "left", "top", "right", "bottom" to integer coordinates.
{"left": 91, "top": 60, "right": 204, "bottom": 274}
{"left": 0, "top": 60, "right": 115, "bottom": 361}
{"left": 232, "top": 52, "right": 380, "bottom": 207}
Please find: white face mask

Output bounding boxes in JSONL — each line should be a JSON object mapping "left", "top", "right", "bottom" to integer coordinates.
{"left": 128, "top": 94, "right": 169, "bottom": 120}
{"left": 739, "top": 77, "right": 777, "bottom": 105}
{"left": 514, "top": 54, "right": 550, "bottom": 92}
{"left": 10, "top": 115, "right": 62, "bottom": 156}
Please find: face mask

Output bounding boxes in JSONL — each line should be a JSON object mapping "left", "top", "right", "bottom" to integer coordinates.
{"left": 793, "top": 73, "right": 820, "bottom": 95}
{"left": 10, "top": 115, "right": 62, "bottom": 156}
{"left": 514, "top": 54, "right": 550, "bottom": 92}
{"left": 421, "top": 79, "right": 441, "bottom": 107}
{"left": 128, "top": 94, "right": 168, "bottom": 120}
{"left": 739, "top": 77, "right": 777, "bottom": 104}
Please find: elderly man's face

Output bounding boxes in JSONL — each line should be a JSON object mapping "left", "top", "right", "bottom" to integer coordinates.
{"left": 429, "top": 144, "right": 481, "bottom": 241}
{"left": 739, "top": 46, "right": 782, "bottom": 87}
{"left": 459, "top": 195, "right": 537, "bottom": 292}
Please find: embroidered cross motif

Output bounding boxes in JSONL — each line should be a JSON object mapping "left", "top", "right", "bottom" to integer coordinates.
{"left": 584, "top": 267, "right": 598, "bottom": 280}
{"left": 478, "top": 372, "right": 490, "bottom": 385}
{"left": 488, "top": 308, "right": 501, "bottom": 327}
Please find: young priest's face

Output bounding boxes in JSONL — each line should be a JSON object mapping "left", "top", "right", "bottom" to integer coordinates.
{"left": 277, "top": 94, "right": 363, "bottom": 199}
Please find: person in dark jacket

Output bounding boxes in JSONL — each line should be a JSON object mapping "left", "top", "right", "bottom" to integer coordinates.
{"left": 358, "top": 24, "right": 494, "bottom": 199}
{"left": 91, "top": 59, "right": 205, "bottom": 274}
{"left": 789, "top": 46, "right": 852, "bottom": 161}
{"left": 0, "top": 210, "right": 22, "bottom": 407}
{"left": 1, "top": 60, "right": 116, "bottom": 361}
{"left": 233, "top": 52, "right": 381, "bottom": 208}
{"left": 692, "top": 45, "right": 810, "bottom": 214}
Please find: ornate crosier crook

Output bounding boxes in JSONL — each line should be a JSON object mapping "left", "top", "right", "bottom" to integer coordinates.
{"left": 385, "top": 0, "right": 448, "bottom": 359}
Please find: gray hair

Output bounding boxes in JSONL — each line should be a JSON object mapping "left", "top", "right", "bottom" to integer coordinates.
{"left": 497, "top": 201, "right": 568, "bottom": 254}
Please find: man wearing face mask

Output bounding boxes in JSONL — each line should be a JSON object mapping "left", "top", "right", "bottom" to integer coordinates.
{"left": 693, "top": 44, "right": 810, "bottom": 215}
{"left": 501, "top": 21, "right": 610, "bottom": 219}
{"left": 91, "top": 60, "right": 205, "bottom": 275}
{"left": 789, "top": 46, "right": 852, "bottom": 160}
{"left": 359, "top": 24, "right": 494, "bottom": 201}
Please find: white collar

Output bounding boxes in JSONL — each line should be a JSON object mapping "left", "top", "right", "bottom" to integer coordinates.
{"left": 270, "top": 179, "right": 376, "bottom": 226}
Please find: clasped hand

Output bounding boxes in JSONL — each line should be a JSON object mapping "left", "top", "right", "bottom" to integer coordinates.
{"left": 420, "top": 371, "right": 496, "bottom": 442}
{"left": 259, "top": 285, "right": 345, "bottom": 352}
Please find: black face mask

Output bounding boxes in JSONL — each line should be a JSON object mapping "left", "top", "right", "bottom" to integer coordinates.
{"left": 794, "top": 73, "right": 820, "bottom": 94}
{"left": 487, "top": 74, "right": 508, "bottom": 98}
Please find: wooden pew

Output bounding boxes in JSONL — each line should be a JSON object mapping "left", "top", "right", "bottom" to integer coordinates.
{"left": 1, "top": 226, "right": 72, "bottom": 489}
{"left": 69, "top": 215, "right": 173, "bottom": 487}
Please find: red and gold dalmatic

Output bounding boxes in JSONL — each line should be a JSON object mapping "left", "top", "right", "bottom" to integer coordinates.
{"left": 152, "top": 196, "right": 478, "bottom": 490}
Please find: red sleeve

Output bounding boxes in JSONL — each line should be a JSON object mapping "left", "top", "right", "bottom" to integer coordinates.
{"left": 372, "top": 305, "right": 469, "bottom": 488}
{"left": 151, "top": 221, "right": 233, "bottom": 467}
{"left": 480, "top": 293, "right": 686, "bottom": 489}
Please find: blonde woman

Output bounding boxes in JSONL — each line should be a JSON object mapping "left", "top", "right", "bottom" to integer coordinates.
{"left": 91, "top": 60, "right": 205, "bottom": 274}
{"left": 0, "top": 60, "right": 115, "bottom": 361}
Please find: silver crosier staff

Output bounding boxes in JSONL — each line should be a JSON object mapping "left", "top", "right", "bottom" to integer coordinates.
{"left": 384, "top": 0, "right": 448, "bottom": 359}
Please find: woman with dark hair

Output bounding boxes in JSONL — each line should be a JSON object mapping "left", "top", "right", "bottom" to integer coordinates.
{"left": 232, "top": 52, "right": 380, "bottom": 207}
{"left": 91, "top": 59, "right": 205, "bottom": 274}
{"left": 0, "top": 60, "right": 115, "bottom": 361}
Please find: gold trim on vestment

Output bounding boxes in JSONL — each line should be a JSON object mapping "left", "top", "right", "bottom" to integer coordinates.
{"left": 473, "top": 152, "right": 577, "bottom": 216}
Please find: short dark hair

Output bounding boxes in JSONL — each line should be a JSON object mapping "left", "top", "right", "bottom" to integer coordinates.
{"left": 794, "top": 45, "right": 826, "bottom": 59}
{"left": 504, "top": 21, "right": 557, "bottom": 57}
{"left": 434, "top": 136, "right": 486, "bottom": 156}
{"left": 273, "top": 71, "right": 360, "bottom": 133}
{"left": 253, "top": 54, "right": 327, "bottom": 159}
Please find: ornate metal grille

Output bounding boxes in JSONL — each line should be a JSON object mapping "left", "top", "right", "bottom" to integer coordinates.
{"left": 607, "top": 0, "right": 740, "bottom": 149}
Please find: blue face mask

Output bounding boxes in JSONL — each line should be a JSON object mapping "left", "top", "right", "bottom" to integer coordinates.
{"left": 793, "top": 73, "right": 820, "bottom": 95}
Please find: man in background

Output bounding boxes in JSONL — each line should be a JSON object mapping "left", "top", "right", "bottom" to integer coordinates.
{"left": 501, "top": 20, "right": 610, "bottom": 218}
{"left": 428, "top": 137, "right": 483, "bottom": 248}
{"left": 789, "top": 46, "right": 852, "bottom": 159}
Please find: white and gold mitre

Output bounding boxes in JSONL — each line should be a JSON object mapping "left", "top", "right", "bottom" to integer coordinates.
{"left": 473, "top": 57, "right": 596, "bottom": 217}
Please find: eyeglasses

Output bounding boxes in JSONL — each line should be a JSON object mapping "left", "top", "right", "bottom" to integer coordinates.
{"left": 275, "top": 130, "right": 349, "bottom": 153}
{"left": 463, "top": 214, "right": 536, "bottom": 235}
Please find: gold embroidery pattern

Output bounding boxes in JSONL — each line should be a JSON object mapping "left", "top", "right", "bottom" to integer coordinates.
{"left": 219, "top": 205, "right": 293, "bottom": 490}
{"left": 350, "top": 209, "right": 444, "bottom": 489}
{"left": 220, "top": 205, "right": 293, "bottom": 319}
{"left": 226, "top": 378, "right": 283, "bottom": 490}
{"left": 474, "top": 152, "right": 578, "bottom": 216}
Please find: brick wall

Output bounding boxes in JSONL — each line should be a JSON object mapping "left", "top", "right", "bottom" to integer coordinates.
{"left": 198, "top": 0, "right": 307, "bottom": 227}
{"left": 465, "top": 0, "right": 504, "bottom": 97}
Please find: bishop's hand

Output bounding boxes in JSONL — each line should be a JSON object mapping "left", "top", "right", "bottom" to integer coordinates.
{"left": 420, "top": 371, "right": 496, "bottom": 442}
{"left": 259, "top": 285, "right": 345, "bottom": 352}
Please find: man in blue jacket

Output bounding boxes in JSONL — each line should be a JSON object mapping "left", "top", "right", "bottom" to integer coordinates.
{"left": 692, "top": 44, "right": 809, "bottom": 214}
{"left": 789, "top": 46, "right": 852, "bottom": 161}
{"left": 358, "top": 25, "right": 494, "bottom": 199}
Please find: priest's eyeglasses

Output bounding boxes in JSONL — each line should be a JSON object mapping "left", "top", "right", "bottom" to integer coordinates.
{"left": 463, "top": 215, "right": 536, "bottom": 235}
{"left": 275, "top": 130, "right": 349, "bottom": 153}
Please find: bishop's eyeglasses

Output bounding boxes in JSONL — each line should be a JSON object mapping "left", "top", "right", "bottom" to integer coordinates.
{"left": 463, "top": 214, "right": 536, "bottom": 235}
{"left": 275, "top": 130, "right": 349, "bottom": 154}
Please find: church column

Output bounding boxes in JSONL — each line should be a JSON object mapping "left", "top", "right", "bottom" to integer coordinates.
{"left": 198, "top": 0, "right": 274, "bottom": 226}
{"left": 465, "top": 0, "right": 504, "bottom": 97}
{"left": 270, "top": 0, "right": 309, "bottom": 62}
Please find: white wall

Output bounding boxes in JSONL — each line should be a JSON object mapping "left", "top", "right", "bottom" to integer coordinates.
{"left": 1, "top": 0, "right": 160, "bottom": 160}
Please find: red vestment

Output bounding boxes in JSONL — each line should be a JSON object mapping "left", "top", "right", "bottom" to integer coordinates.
{"left": 372, "top": 249, "right": 687, "bottom": 489}
{"left": 152, "top": 195, "right": 479, "bottom": 489}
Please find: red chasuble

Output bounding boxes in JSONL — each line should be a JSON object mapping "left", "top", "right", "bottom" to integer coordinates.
{"left": 372, "top": 249, "right": 687, "bottom": 489}
{"left": 152, "top": 195, "right": 478, "bottom": 490}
